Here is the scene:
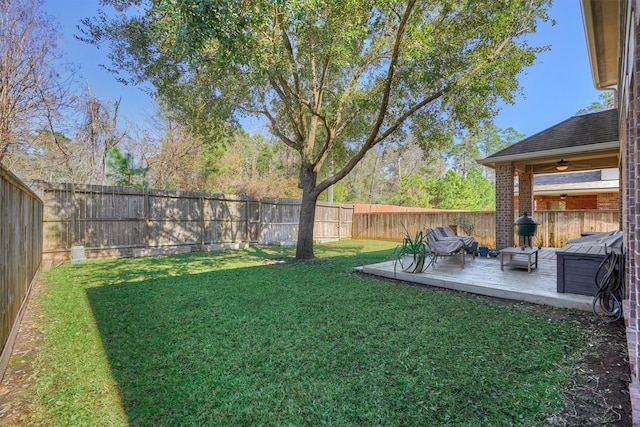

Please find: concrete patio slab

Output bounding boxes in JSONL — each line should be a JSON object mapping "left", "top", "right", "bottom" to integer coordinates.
{"left": 356, "top": 249, "right": 595, "bottom": 311}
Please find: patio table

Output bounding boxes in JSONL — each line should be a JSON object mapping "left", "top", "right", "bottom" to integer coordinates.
{"left": 500, "top": 246, "right": 539, "bottom": 273}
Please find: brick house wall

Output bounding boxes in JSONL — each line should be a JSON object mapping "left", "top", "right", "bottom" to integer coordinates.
{"left": 515, "top": 192, "right": 618, "bottom": 211}
{"left": 597, "top": 192, "right": 620, "bottom": 209}
{"left": 622, "top": 2, "right": 640, "bottom": 421}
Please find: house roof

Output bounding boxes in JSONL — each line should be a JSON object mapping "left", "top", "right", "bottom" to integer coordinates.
{"left": 486, "top": 109, "right": 618, "bottom": 158}
{"left": 478, "top": 109, "right": 619, "bottom": 172}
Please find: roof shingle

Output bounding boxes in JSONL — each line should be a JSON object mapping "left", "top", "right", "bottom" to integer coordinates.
{"left": 485, "top": 108, "right": 618, "bottom": 159}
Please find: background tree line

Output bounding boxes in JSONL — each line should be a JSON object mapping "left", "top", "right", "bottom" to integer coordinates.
{"left": 12, "top": 0, "right": 614, "bottom": 212}
{"left": 0, "top": 0, "right": 548, "bottom": 224}
{"left": 4, "top": 74, "right": 522, "bottom": 211}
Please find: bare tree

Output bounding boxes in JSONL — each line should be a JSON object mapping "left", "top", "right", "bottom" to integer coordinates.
{"left": 146, "top": 116, "right": 207, "bottom": 191}
{"left": 0, "top": 0, "right": 67, "bottom": 162}
{"left": 77, "top": 84, "right": 127, "bottom": 184}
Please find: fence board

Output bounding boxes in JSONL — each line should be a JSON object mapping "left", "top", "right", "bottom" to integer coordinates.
{"left": 353, "top": 210, "right": 619, "bottom": 248}
{"left": 533, "top": 210, "right": 619, "bottom": 248}
{"left": 36, "top": 183, "right": 353, "bottom": 258}
{"left": 0, "top": 166, "right": 42, "bottom": 375}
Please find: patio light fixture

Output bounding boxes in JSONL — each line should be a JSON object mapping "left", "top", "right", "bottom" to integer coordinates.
{"left": 555, "top": 159, "right": 569, "bottom": 171}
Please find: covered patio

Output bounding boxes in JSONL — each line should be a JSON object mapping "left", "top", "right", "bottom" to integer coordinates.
{"left": 358, "top": 249, "right": 594, "bottom": 311}
{"left": 358, "top": 109, "right": 620, "bottom": 313}
{"left": 478, "top": 108, "right": 619, "bottom": 249}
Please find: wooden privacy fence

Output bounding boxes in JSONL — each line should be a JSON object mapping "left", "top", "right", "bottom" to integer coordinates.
{"left": 533, "top": 210, "right": 620, "bottom": 248}
{"left": 34, "top": 182, "right": 353, "bottom": 259}
{"left": 353, "top": 211, "right": 496, "bottom": 247}
{"left": 1, "top": 166, "right": 42, "bottom": 377}
{"left": 353, "top": 209, "right": 620, "bottom": 248}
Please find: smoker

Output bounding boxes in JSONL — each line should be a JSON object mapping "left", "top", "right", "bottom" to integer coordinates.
{"left": 515, "top": 212, "right": 538, "bottom": 248}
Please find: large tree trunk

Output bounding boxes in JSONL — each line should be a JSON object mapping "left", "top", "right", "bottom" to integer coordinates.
{"left": 296, "top": 165, "right": 318, "bottom": 259}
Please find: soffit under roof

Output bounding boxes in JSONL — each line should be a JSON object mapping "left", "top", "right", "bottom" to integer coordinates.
{"left": 581, "top": 0, "right": 619, "bottom": 89}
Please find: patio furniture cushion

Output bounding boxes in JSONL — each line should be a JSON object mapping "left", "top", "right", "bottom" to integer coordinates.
{"left": 435, "top": 226, "right": 458, "bottom": 238}
{"left": 426, "top": 228, "right": 466, "bottom": 268}
{"left": 433, "top": 226, "right": 477, "bottom": 253}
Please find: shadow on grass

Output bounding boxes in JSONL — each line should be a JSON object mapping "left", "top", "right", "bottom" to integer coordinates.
{"left": 84, "top": 243, "right": 404, "bottom": 425}
{"left": 82, "top": 241, "right": 581, "bottom": 425}
{"left": 78, "top": 241, "right": 392, "bottom": 286}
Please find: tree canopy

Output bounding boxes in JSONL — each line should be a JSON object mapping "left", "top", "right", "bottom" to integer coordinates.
{"left": 396, "top": 167, "right": 495, "bottom": 211}
{"left": 107, "top": 146, "right": 149, "bottom": 187}
{"left": 81, "top": 0, "right": 551, "bottom": 258}
{"left": 576, "top": 92, "right": 615, "bottom": 115}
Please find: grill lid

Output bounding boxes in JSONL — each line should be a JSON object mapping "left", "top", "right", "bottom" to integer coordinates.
{"left": 515, "top": 212, "right": 538, "bottom": 238}
{"left": 515, "top": 212, "right": 538, "bottom": 225}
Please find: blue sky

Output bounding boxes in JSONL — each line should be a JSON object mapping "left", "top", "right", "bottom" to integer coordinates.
{"left": 43, "top": 0, "right": 603, "bottom": 139}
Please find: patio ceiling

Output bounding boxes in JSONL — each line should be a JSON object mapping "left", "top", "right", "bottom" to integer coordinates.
{"left": 511, "top": 150, "right": 618, "bottom": 176}
{"left": 477, "top": 109, "right": 619, "bottom": 175}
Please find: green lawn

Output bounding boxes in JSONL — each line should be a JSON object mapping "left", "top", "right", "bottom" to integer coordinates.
{"left": 31, "top": 240, "right": 586, "bottom": 426}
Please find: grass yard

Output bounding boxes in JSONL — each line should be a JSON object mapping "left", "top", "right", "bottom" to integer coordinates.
{"left": 29, "top": 240, "right": 591, "bottom": 426}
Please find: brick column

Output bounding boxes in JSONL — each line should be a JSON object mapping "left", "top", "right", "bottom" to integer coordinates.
{"left": 518, "top": 167, "right": 534, "bottom": 217}
{"left": 495, "top": 163, "right": 515, "bottom": 249}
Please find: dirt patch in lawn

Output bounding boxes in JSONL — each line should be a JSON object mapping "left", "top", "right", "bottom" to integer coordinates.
{"left": 0, "top": 276, "right": 632, "bottom": 425}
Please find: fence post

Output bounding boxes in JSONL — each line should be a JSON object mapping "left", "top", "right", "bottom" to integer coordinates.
{"left": 338, "top": 204, "right": 342, "bottom": 239}
{"left": 70, "top": 184, "right": 77, "bottom": 246}
{"left": 144, "top": 189, "right": 150, "bottom": 248}
{"left": 258, "top": 199, "right": 263, "bottom": 244}
{"left": 244, "top": 199, "right": 248, "bottom": 243}
{"left": 200, "top": 196, "right": 205, "bottom": 246}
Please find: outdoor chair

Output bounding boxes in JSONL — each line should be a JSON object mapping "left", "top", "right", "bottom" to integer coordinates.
{"left": 425, "top": 228, "right": 466, "bottom": 268}
{"left": 433, "top": 226, "right": 478, "bottom": 256}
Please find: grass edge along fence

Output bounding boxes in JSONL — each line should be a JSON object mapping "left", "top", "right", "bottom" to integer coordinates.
{"left": 0, "top": 165, "right": 43, "bottom": 379}
{"left": 352, "top": 209, "right": 619, "bottom": 248}
{"left": 33, "top": 182, "right": 353, "bottom": 260}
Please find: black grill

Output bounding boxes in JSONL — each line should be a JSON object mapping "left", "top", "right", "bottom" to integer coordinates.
{"left": 515, "top": 212, "right": 538, "bottom": 248}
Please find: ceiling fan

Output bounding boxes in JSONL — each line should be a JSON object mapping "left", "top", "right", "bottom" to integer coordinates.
{"left": 538, "top": 159, "right": 593, "bottom": 172}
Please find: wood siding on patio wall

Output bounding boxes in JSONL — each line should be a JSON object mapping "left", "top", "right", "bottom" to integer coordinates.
{"left": 533, "top": 210, "right": 619, "bottom": 248}
{"left": 35, "top": 182, "right": 353, "bottom": 259}
{"left": 352, "top": 210, "right": 619, "bottom": 248}
{"left": 0, "top": 166, "right": 42, "bottom": 376}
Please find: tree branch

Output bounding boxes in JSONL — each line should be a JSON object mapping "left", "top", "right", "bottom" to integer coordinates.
{"left": 331, "top": 49, "right": 389, "bottom": 134}
{"left": 269, "top": 75, "right": 305, "bottom": 142}
{"left": 308, "top": 1, "right": 419, "bottom": 196}
{"left": 259, "top": 99, "right": 301, "bottom": 151}
{"left": 363, "top": 0, "right": 416, "bottom": 152}
{"left": 278, "top": 12, "right": 306, "bottom": 133}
